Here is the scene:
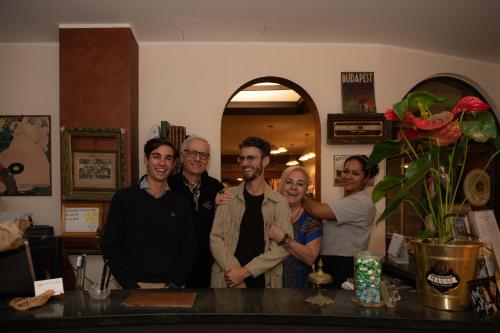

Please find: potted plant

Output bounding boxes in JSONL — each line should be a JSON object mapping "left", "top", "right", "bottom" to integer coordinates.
{"left": 368, "top": 91, "right": 500, "bottom": 311}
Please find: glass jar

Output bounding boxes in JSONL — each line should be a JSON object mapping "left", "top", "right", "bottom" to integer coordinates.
{"left": 354, "top": 251, "right": 382, "bottom": 305}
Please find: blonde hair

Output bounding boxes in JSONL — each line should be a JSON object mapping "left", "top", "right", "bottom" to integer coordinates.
{"left": 279, "top": 166, "right": 310, "bottom": 194}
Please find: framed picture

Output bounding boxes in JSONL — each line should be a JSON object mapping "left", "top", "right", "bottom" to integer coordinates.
{"left": 61, "top": 127, "right": 125, "bottom": 201}
{"left": 327, "top": 113, "right": 390, "bottom": 144}
{"left": 73, "top": 151, "right": 117, "bottom": 190}
{"left": 61, "top": 203, "right": 103, "bottom": 237}
{"left": 0, "top": 115, "right": 51, "bottom": 196}
{"left": 341, "top": 72, "right": 377, "bottom": 113}
{"left": 451, "top": 216, "right": 471, "bottom": 240}
{"left": 468, "top": 276, "right": 500, "bottom": 318}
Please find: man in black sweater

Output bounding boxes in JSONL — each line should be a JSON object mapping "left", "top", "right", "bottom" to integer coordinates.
{"left": 103, "top": 137, "right": 197, "bottom": 289}
{"left": 168, "top": 135, "right": 223, "bottom": 287}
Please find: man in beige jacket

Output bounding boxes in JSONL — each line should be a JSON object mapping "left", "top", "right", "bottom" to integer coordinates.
{"left": 210, "top": 137, "right": 292, "bottom": 288}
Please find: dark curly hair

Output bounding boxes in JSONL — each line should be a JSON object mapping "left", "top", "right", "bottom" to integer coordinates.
{"left": 238, "top": 137, "right": 271, "bottom": 157}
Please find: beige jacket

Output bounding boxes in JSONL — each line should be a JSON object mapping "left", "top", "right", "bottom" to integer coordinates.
{"left": 209, "top": 181, "right": 292, "bottom": 288}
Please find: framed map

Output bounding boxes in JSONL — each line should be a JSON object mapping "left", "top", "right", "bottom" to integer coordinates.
{"left": 0, "top": 115, "right": 51, "bottom": 196}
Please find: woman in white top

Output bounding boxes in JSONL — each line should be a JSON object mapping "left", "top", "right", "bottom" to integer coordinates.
{"left": 303, "top": 155, "right": 379, "bottom": 288}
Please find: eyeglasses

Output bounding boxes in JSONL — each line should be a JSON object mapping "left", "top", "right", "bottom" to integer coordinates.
{"left": 237, "top": 155, "right": 261, "bottom": 163}
{"left": 183, "top": 149, "right": 210, "bottom": 160}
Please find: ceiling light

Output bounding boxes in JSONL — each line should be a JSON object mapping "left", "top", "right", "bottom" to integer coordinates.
{"left": 285, "top": 143, "right": 299, "bottom": 166}
{"left": 271, "top": 145, "right": 288, "bottom": 154}
{"left": 299, "top": 152, "right": 316, "bottom": 161}
{"left": 267, "top": 125, "right": 287, "bottom": 155}
{"left": 298, "top": 133, "right": 316, "bottom": 161}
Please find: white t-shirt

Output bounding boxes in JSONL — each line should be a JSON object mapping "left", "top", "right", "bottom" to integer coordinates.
{"left": 320, "top": 191, "right": 375, "bottom": 257}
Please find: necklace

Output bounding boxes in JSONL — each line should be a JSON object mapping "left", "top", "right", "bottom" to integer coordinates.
{"left": 290, "top": 206, "right": 304, "bottom": 224}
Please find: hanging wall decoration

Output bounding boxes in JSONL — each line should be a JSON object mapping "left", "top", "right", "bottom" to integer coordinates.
{"left": 341, "top": 72, "right": 377, "bottom": 113}
{"left": 0, "top": 115, "right": 51, "bottom": 196}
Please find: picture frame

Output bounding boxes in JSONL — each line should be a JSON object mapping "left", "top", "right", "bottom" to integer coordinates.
{"left": 72, "top": 151, "right": 117, "bottom": 190}
{"left": 341, "top": 72, "right": 376, "bottom": 114}
{"left": 451, "top": 216, "right": 471, "bottom": 240}
{"left": 61, "top": 202, "right": 103, "bottom": 237}
{"left": 468, "top": 276, "right": 500, "bottom": 318}
{"left": 327, "top": 113, "right": 390, "bottom": 144}
{"left": 0, "top": 115, "right": 51, "bottom": 196}
{"left": 61, "top": 127, "right": 125, "bottom": 201}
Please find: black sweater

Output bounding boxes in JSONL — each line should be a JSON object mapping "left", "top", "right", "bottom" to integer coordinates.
{"left": 102, "top": 185, "right": 197, "bottom": 289}
{"left": 168, "top": 170, "right": 223, "bottom": 287}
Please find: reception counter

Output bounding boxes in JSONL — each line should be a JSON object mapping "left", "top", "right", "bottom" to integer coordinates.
{"left": 1, "top": 288, "right": 498, "bottom": 333}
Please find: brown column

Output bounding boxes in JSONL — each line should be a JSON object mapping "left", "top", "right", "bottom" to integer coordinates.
{"left": 59, "top": 27, "right": 139, "bottom": 250}
{"left": 60, "top": 27, "right": 139, "bottom": 185}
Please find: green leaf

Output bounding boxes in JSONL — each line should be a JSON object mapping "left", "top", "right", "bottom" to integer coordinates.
{"left": 406, "top": 91, "right": 452, "bottom": 110}
{"left": 417, "top": 230, "right": 436, "bottom": 241}
{"left": 461, "top": 111, "right": 498, "bottom": 139}
{"left": 404, "top": 158, "right": 430, "bottom": 181}
{"left": 492, "top": 135, "right": 500, "bottom": 151}
{"left": 377, "top": 183, "right": 414, "bottom": 222}
{"left": 375, "top": 159, "right": 430, "bottom": 222}
{"left": 393, "top": 99, "right": 408, "bottom": 120}
{"left": 372, "top": 175, "right": 404, "bottom": 203}
{"left": 367, "top": 141, "right": 402, "bottom": 167}
{"left": 414, "top": 196, "right": 430, "bottom": 218}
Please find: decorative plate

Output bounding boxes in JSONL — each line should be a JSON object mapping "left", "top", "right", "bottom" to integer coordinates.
{"left": 463, "top": 169, "right": 491, "bottom": 207}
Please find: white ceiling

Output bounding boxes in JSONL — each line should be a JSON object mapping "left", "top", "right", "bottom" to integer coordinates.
{"left": 2, "top": 0, "right": 499, "bottom": 155}
{"left": 2, "top": 0, "right": 500, "bottom": 65}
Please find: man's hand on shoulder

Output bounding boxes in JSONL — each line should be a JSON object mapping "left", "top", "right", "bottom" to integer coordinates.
{"left": 224, "top": 266, "right": 251, "bottom": 288}
{"left": 215, "top": 190, "right": 233, "bottom": 205}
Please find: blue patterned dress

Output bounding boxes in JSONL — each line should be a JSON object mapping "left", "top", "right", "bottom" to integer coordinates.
{"left": 283, "top": 211, "right": 323, "bottom": 288}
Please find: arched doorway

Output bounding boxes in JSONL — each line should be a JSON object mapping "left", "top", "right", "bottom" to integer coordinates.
{"left": 221, "top": 76, "right": 321, "bottom": 200}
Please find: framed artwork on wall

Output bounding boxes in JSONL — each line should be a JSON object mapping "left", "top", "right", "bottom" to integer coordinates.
{"left": 61, "top": 202, "right": 103, "bottom": 237}
{"left": 61, "top": 127, "right": 125, "bottom": 201}
{"left": 341, "top": 72, "right": 376, "bottom": 113}
{"left": 327, "top": 113, "right": 389, "bottom": 144}
{"left": 72, "top": 151, "right": 117, "bottom": 191}
{"left": 0, "top": 115, "right": 51, "bottom": 196}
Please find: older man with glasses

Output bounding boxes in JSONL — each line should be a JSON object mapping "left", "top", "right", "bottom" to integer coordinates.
{"left": 168, "top": 135, "right": 224, "bottom": 288}
{"left": 210, "top": 136, "right": 292, "bottom": 288}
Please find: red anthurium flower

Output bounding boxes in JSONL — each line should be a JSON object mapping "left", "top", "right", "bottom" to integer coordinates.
{"left": 384, "top": 108, "right": 398, "bottom": 121}
{"left": 406, "top": 111, "right": 454, "bottom": 131}
{"left": 429, "top": 120, "right": 461, "bottom": 147}
{"left": 398, "top": 127, "right": 425, "bottom": 141}
{"left": 452, "top": 96, "right": 490, "bottom": 114}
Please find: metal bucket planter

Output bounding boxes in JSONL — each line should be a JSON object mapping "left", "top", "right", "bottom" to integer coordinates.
{"left": 414, "top": 240, "right": 481, "bottom": 311}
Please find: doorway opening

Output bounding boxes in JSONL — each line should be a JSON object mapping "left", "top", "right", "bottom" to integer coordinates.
{"left": 221, "top": 76, "right": 321, "bottom": 200}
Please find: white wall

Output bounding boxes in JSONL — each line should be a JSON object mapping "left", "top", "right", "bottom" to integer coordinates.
{"left": 2, "top": 41, "right": 500, "bottom": 255}
{"left": 0, "top": 43, "right": 61, "bottom": 233}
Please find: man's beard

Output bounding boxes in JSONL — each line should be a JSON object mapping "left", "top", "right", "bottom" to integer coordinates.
{"left": 242, "top": 163, "right": 263, "bottom": 181}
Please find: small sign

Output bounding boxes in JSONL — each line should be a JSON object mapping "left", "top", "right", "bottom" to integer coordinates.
{"left": 327, "top": 113, "right": 389, "bottom": 144}
{"left": 425, "top": 260, "right": 460, "bottom": 293}
{"left": 61, "top": 203, "right": 103, "bottom": 237}
{"left": 387, "top": 233, "right": 409, "bottom": 264}
{"left": 34, "top": 278, "right": 64, "bottom": 296}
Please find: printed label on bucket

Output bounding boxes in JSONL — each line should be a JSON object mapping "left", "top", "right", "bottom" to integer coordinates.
{"left": 425, "top": 260, "right": 460, "bottom": 293}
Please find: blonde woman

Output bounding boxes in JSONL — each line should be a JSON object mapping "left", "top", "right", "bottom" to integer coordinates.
{"left": 268, "top": 166, "right": 322, "bottom": 288}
